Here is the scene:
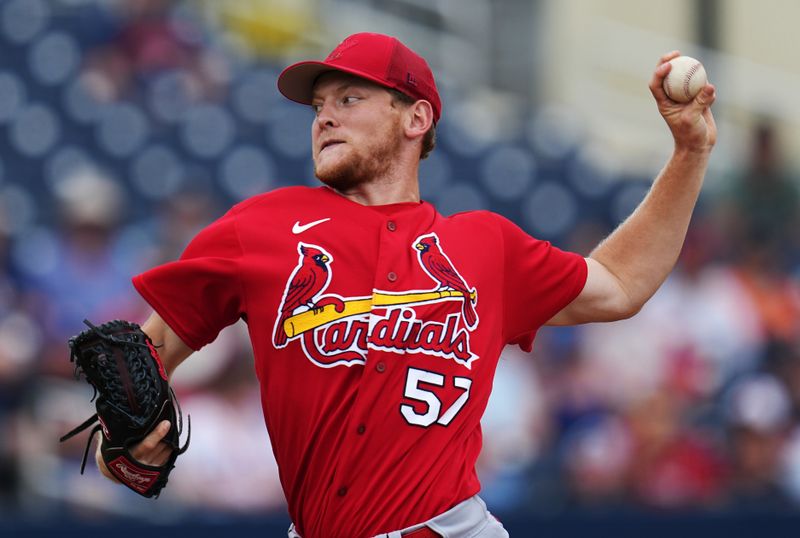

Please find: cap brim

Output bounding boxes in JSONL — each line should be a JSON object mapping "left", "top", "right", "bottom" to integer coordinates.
{"left": 277, "top": 61, "right": 399, "bottom": 105}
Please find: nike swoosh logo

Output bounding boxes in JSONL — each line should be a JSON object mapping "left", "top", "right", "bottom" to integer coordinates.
{"left": 292, "top": 218, "right": 331, "bottom": 234}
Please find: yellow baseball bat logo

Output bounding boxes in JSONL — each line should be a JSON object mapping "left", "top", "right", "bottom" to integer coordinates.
{"left": 282, "top": 290, "right": 477, "bottom": 338}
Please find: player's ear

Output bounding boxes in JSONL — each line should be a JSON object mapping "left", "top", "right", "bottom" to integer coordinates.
{"left": 404, "top": 100, "right": 434, "bottom": 141}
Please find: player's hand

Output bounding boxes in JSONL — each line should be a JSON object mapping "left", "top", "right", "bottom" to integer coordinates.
{"left": 95, "top": 420, "right": 174, "bottom": 482}
{"left": 649, "top": 50, "right": 717, "bottom": 153}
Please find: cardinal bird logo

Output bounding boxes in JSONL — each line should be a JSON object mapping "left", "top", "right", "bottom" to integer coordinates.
{"left": 414, "top": 234, "right": 478, "bottom": 330}
{"left": 273, "top": 243, "right": 333, "bottom": 348}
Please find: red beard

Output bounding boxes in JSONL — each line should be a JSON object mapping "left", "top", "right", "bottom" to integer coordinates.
{"left": 313, "top": 123, "right": 402, "bottom": 191}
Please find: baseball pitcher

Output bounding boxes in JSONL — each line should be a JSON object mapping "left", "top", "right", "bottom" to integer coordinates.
{"left": 63, "top": 33, "right": 716, "bottom": 537}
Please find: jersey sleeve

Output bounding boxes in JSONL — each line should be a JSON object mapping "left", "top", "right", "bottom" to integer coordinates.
{"left": 132, "top": 210, "right": 245, "bottom": 351}
{"left": 497, "top": 214, "right": 587, "bottom": 351}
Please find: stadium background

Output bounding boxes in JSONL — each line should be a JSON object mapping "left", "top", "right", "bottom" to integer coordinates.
{"left": 1, "top": 0, "right": 799, "bottom": 535}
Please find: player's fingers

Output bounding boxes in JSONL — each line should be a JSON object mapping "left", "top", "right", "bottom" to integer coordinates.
{"left": 94, "top": 439, "right": 119, "bottom": 481}
{"left": 142, "top": 442, "right": 173, "bottom": 466}
{"left": 682, "top": 84, "right": 716, "bottom": 116}
{"left": 695, "top": 83, "right": 716, "bottom": 107}
{"left": 657, "top": 50, "right": 681, "bottom": 67}
{"left": 132, "top": 420, "right": 171, "bottom": 457}
{"left": 649, "top": 61, "right": 673, "bottom": 100}
{"left": 650, "top": 51, "right": 687, "bottom": 101}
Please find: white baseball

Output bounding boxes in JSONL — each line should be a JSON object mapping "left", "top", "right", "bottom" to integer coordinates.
{"left": 662, "top": 56, "right": 707, "bottom": 103}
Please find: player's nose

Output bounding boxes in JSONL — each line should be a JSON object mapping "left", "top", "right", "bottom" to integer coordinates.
{"left": 314, "top": 101, "right": 339, "bottom": 130}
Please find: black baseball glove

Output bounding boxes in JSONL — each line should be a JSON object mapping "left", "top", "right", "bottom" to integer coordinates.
{"left": 60, "top": 319, "right": 190, "bottom": 497}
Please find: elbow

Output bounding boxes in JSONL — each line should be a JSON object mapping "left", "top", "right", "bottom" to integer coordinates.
{"left": 609, "top": 294, "right": 645, "bottom": 321}
{"left": 617, "top": 302, "right": 643, "bottom": 321}
{"left": 588, "top": 296, "right": 643, "bottom": 323}
{"left": 609, "top": 275, "right": 650, "bottom": 321}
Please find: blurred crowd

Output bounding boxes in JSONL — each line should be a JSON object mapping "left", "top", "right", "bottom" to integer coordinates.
{"left": 1, "top": 0, "right": 799, "bottom": 524}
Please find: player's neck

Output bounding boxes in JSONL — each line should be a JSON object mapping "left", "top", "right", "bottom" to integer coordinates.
{"left": 333, "top": 169, "right": 421, "bottom": 207}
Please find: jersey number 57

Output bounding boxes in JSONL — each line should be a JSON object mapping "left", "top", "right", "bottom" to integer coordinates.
{"left": 400, "top": 367, "right": 472, "bottom": 427}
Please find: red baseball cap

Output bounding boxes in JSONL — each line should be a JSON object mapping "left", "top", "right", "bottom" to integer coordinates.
{"left": 277, "top": 32, "right": 442, "bottom": 123}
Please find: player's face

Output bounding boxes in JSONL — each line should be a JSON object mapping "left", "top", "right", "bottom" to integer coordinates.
{"left": 311, "top": 72, "right": 404, "bottom": 191}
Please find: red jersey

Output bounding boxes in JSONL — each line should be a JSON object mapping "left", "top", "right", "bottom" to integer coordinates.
{"left": 133, "top": 185, "right": 586, "bottom": 538}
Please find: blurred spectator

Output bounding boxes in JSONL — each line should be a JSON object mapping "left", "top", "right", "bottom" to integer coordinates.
{"left": 627, "top": 388, "right": 726, "bottom": 510}
{"left": 723, "top": 374, "right": 795, "bottom": 511}
{"left": 16, "top": 166, "right": 144, "bottom": 376}
{"left": 767, "top": 340, "right": 800, "bottom": 421}
{"left": 478, "top": 345, "right": 550, "bottom": 512}
{"left": 0, "top": 224, "right": 40, "bottom": 401}
{"left": 0, "top": 198, "right": 42, "bottom": 511}
{"left": 560, "top": 413, "right": 633, "bottom": 511}
{"left": 731, "top": 235, "right": 800, "bottom": 344}
{"left": 0, "top": 301, "right": 41, "bottom": 505}
{"left": 81, "top": 0, "right": 226, "bottom": 103}
{"left": 145, "top": 185, "right": 224, "bottom": 264}
{"left": 721, "top": 121, "right": 800, "bottom": 265}
{"left": 205, "top": 0, "right": 320, "bottom": 57}
{"left": 717, "top": 122, "right": 800, "bottom": 352}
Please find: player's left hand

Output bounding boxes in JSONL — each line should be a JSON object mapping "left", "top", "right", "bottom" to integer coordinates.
{"left": 650, "top": 51, "right": 717, "bottom": 153}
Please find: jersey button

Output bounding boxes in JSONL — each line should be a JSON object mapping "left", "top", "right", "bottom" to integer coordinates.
{"left": 387, "top": 271, "right": 397, "bottom": 282}
{"left": 387, "top": 220, "right": 397, "bottom": 232}
{"left": 337, "top": 487, "right": 348, "bottom": 497}
{"left": 376, "top": 362, "right": 386, "bottom": 373}
{"left": 357, "top": 424, "right": 366, "bottom": 435}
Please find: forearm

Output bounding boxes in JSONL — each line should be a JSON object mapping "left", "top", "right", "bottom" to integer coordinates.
{"left": 141, "top": 312, "right": 193, "bottom": 378}
{"left": 589, "top": 147, "right": 711, "bottom": 312}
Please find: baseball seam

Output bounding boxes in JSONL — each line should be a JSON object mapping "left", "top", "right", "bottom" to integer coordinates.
{"left": 683, "top": 62, "right": 701, "bottom": 101}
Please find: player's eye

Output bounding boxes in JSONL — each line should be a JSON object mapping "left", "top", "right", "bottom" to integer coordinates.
{"left": 311, "top": 103, "right": 323, "bottom": 115}
{"left": 342, "top": 96, "right": 360, "bottom": 105}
